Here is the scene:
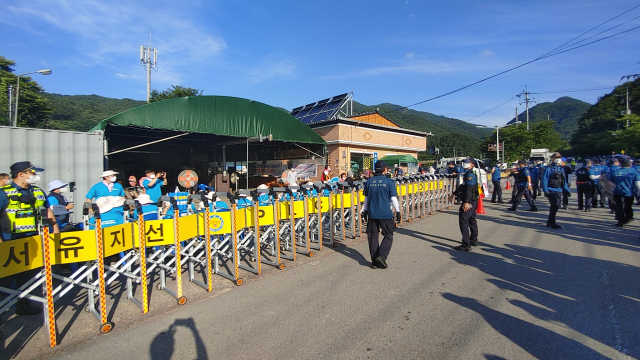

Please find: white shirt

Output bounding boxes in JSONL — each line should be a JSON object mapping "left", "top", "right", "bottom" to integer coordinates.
{"left": 285, "top": 169, "right": 298, "bottom": 186}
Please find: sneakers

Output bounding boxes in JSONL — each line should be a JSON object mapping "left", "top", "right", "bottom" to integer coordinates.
{"left": 546, "top": 224, "right": 562, "bottom": 229}
{"left": 375, "top": 256, "right": 388, "bottom": 269}
{"left": 15, "top": 299, "right": 41, "bottom": 316}
{"left": 470, "top": 241, "right": 479, "bottom": 246}
{"left": 454, "top": 244, "right": 471, "bottom": 251}
{"left": 370, "top": 263, "right": 378, "bottom": 269}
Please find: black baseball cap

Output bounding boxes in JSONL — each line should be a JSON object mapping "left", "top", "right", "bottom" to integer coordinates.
{"left": 375, "top": 160, "right": 388, "bottom": 171}
{"left": 10, "top": 161, "right": 44, "bottom": 177}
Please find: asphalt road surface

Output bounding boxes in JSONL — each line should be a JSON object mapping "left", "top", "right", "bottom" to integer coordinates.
{"left": 4, "top": 193, "right": 640, "bottom": 360}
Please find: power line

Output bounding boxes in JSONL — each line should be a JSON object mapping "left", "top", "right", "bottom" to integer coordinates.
{"left": 465, "top": 95, "right": 518, "bottom": 122}
{"left": 391, "top": 5, "right": 640, "bottom": 112}
{"left": 531, "top": 86, "right": 615, "bottom": 94}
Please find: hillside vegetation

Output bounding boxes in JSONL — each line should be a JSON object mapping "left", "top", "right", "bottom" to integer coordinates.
{"left": 508, "top": 97, "right": 591, "bottom": 140}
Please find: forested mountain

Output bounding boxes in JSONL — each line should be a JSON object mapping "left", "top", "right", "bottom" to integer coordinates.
{"left": 570, "top": 78, "right": 640, "bottom": 156}
{"left": 43, "top": 93, "right": 145, "bottom": 131}
{"left": 507, "top": 96, "right": 591, "bottom": 140}
{"left": 350, "top": 101, "right": 490, "bottom": 159}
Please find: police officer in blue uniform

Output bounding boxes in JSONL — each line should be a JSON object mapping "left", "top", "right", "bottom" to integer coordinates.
{"left": 575, "top": 159, "right": 594, "bottom": 212}
{"left": 608, "top": 156, "right": 640, "bottom": 227}
{"left": 453, "top": 159, "right": 479, "bottom": 251}
{"left": 542, "top": 158, "right": 570, "bottom": 229}
{"left": 590, "top": 159, "right": 606, "bottom": 208}
{"left": 362, "top": 161, "right": 401, "bottom": 269}
{"left": 508, "top": 161, "right": 537, "bottom": 211}
{"left": 490, "top": 162, "right": 503, "bottom": 203}
{"left": 561, "top": 157, "right": 573, "bottom": 209}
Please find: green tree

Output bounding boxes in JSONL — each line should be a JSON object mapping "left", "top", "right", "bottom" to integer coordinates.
{"left": 149, "top": 85, "right": 203, "bottom": 103}
{"left": 482, "top": 121, "right": 566, "bottom": 163}
{"left": 0, "top": 56, "right": 52, "bottom": 127}
{"left": 612, "top": 114, "right": 640, "bottom": 155}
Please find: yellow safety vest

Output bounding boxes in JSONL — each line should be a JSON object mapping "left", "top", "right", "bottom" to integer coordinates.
{"left": 3, "top": 185, "right": 47, "bottom": 233}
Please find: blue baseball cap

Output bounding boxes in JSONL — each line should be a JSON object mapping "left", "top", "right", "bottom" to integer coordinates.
{"left": 375, "top": 160, "right": 388, "bottom": 171}
{"left": 10, "top": 161, "right": 45, "bottom": 177}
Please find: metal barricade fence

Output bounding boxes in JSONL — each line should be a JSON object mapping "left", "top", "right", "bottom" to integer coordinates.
{"left": 0, "top": 179, "right": 457, "bottom": 348}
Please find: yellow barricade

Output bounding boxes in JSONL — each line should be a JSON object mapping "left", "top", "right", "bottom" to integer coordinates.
{"left": 309, "top": 197, "right": 330, "bottom": 213}
{"left": 51, "top": 230, "right": 98, "bottom": 265}
{"left": 0, "top": 235, "right": 44, "bottom": 278}
{"left": 178, "top": 214, "right": 203, "bottom": 241}
{"left": 102, "top": 223, "right": 137, "bottom": 257}
{"left": 279, "top": 200, "right": 305, "bottom": 219}
{"left": 209, "top": 211, "right": 232, "bottom": 234}
{"left": 139, "top": 219, "right": 175, "bottom": 247}
{"left": 331, "top": 193, "right": 352, "bottom": 208}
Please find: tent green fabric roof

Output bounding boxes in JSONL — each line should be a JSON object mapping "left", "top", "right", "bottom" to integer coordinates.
{"left": 379, "top": 154, "right": 419, "bottom": 164}
{"left": 91, "top": 96, "right": 326, "bottom": 145}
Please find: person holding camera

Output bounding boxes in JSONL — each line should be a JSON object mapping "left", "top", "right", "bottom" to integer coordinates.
{"left": 362, "top": 160, "right": 401, "bottom": 269}
{"left": 143, "top": 169, "right": 167, "bottom": 202}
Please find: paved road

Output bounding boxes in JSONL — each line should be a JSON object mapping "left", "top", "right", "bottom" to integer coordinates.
{"left": 5, "top": 194, "right": 640, "bottom": 359}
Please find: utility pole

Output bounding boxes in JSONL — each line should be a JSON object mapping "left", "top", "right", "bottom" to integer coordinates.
{"left": 626, "top": 87, "right": 631, "bottom": 128}
{"left": 518, "top": 86, "right": 535, "bottom": 131}
{"left": 7, "top": 84, "right": 12, "bottom": 126}
{"left": 515, "top": 107, "right": 518, "bottom": 124}
{"left": 140, "top": 28, "right": 158, "bottom": 103}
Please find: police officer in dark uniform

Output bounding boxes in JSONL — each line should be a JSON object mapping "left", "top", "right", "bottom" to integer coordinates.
{"left": 562, "top": 157, "right": 573, "bottom": 209}
{"left": 453, "top": 159, "right": 479, "bottom": 251}
{"left": 362, "top": 161, "right": 401, "bottom": 269}
{"left": 529, "top": 161, "right": 541, "bottom": 200}
{"left": 508, "top": 161, "right": 537, "bottom": 211}
{"left": 542, "top": 158, "right": 571, "bottom": 229}
{"left": 575, "top": 159, "right": 594, "bottom": 212}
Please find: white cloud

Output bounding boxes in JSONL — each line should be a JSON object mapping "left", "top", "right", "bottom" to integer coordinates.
{"left": 406, "top": 52, "right": 414, "bottom": 59}
{"left": 480, "top": 49, "right": 495, "bottom": 57}
{"left": 3, "top": 0, "right": 226, "bottom": 86}
{"left": 246, "top": 59, "right": 296, "bottom": 84}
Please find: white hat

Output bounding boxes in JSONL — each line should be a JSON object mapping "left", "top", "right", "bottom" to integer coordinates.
{"left": 109, "top": 196, "right": 125, "bottom": 208}
{"left": 47, "top": 179, "right": 68, "bottom": 192}
{"left": 96, "top": 197, "right": 113, "bottom": 214}
{"left": 136, "top": 193, "right": 154, "bottom": 205}
{"left": 257, "top": 184, "right": 269, "bottom": 190}
{"left": 100, "top": 170, "right": 119, "bottom": 178}
{"left": 306, "top": 181, "right": 313, "bottom": 185}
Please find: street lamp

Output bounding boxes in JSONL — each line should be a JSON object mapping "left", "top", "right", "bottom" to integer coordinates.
{"left": 477, "top": 121, "right": 521, "bottom": 164}
{"left": 13, "top": 69, "right": 52, "bottom": 127}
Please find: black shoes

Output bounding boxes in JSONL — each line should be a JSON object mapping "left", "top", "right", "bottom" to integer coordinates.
{"left": 15, "top": 299, "right": 41, "bottom": 316}
{"left": 615, "top": 222, "right": 624, "bottom": 227}
{"left": 498, "top": 201, "right": 505, "bottom": 204}
{"left": 370, "top": 263, "right": 378, "bottom": 269}
{"left": 375, "top": 256, "right": 388, "bottom": 269}
{"left": 454, "top": 244, "right": 471, "bottom": 251}
{"left": 490, "top": 200, "right": 497, "bottom": 203}
{"left": 624, "top": 218, "right": 635, "bottom": 224}
{"left": 577, "top": 207, "right": 583, "bottom": 210}
{"left": 470, "top": 241, "right": 479, "bottom": 247}
{"left": 546, "top": 223, "right": 562, "bottom": 229}
{"left": 527, "top": 207, "right": 538, "bottom": 212}
{"left": 507, "top": 207, "right": 517, "bottom": 211}
{"left": 584, "top": 208, "right": 591, "bottom": 212}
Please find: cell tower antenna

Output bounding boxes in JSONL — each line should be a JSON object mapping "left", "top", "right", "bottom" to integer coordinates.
{"left": 140, "top": 27, "right": 158, "bottom": 102}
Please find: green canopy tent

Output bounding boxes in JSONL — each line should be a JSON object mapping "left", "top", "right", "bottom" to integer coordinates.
{"left": 91, "top": 96, "right": 326, "bottom": 191}
{"left": 379, "top": 154, "right": 419, "bottom": 175}
{"left": 378, "top": 154, "right": 419, "bottom": 164}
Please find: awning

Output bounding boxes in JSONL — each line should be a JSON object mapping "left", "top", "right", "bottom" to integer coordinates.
{"left": 91, "top": 95, "right": 326, "bottom": 145}
{"left": 379, "top": 154, "right": 419, "bottom": 164}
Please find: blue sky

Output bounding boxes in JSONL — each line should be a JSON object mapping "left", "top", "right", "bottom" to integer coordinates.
{"left": 2, "top": 0, "right": 640, "bottom": 128}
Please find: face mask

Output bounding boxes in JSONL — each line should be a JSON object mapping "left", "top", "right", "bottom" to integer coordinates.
{"left": 59, "top": 187, "right": 67, "bottom": 194}
{"left": 462, "top": 163, "right": 471, "bottom": 169}
{"left": 110, "top": 176, "right": 117, "bottom": 183}
{"left": 3, "top": 179, "right": 10, "bottom": 186}
{"left": 26, "top": 174, "right": 41, "bottom": 185}
{"left": 149, "top": 174, "right": 156, "bottom": 179}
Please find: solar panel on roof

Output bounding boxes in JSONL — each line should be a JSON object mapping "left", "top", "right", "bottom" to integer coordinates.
{"left": 291, "top": 106, "right": 304, "bottom": 113}
{"left": 316, "top": 98, "right": 331, "bottom": 106}
{"left": 292, "top": 93, "right": 350, "bottom": 124}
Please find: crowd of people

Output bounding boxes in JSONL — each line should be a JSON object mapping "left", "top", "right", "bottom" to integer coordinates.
{"left": 487, "top": 154, "right": 640, "bottom": 229}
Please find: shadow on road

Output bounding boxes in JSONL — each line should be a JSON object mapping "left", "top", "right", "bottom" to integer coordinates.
{"left": 149, "top": 317, "right": 208, "bottom": 360}
{"left": 397, "top": 214, "right": 640, "bottom": 358}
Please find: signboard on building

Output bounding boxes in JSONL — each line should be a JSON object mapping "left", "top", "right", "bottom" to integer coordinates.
{"left": 273, "top": 148, "right": 307, "bottom": 160}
